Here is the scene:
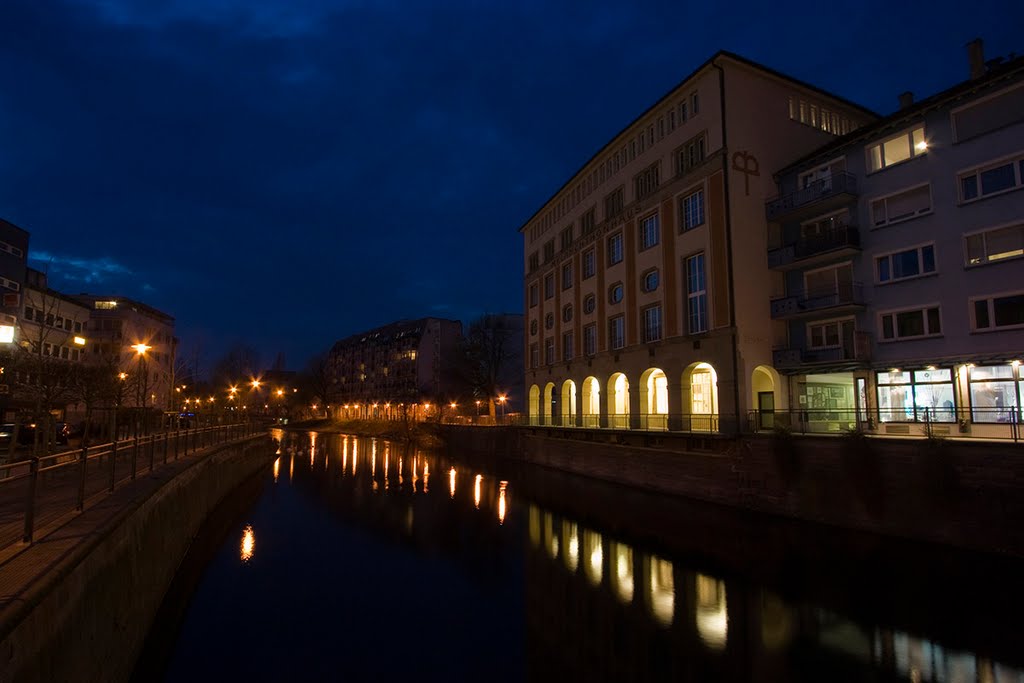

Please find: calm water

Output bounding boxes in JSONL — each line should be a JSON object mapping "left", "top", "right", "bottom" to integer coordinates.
{"left": 141, "top": 430, "right": 1024, "bottom": 682}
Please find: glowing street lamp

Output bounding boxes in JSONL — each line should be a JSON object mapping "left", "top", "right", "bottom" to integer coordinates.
{"left": 498, "top": 394, "right": 507, "bottom": 420}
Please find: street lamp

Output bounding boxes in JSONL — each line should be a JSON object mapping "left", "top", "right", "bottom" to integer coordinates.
{"left": 132, "top": 343, "right": 151, "bottom": 434}
{"left": 498, "top": 395, "right": 507, "bottom": 421}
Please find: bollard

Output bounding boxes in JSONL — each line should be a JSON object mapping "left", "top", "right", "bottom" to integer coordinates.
{"left": 109, "top": 439, "right": 118, "bottom": 492}
{"left": 76, "top": 445, "right": 89, "bottom": 511}
{"left": 22, "top": 457, "right": 40, "bottom": 544}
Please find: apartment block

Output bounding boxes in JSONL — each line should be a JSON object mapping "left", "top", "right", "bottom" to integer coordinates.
{"left": 766, "top": 41, "right": 1024, "bottom": 438}
{"left": 521, "top": 51, "right": 876, "bottom": 433}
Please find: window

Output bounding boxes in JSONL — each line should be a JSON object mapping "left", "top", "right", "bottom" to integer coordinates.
{"left": 23, "top": 307, "right": 33, "bottom": 322}
{"left": 642, "top": 305, "right": 662, "bottom": 343}
{"left": 584, "top": 324, "right": 597, "bottom": 356}
{"left": 870, "top": 184, "right": 931, "bottom": 227}
{"left": 74, "top": 321, "right": 82, "bottom": 333}
{"left": 867, "top": 125, "right": 926, "bottom": 172}
{"left": 634, "top": 162, "right": 660, "bottom": 201}
{"left": 690, "top": 91, "right": 699, "bottom": 115}
{"left": 876, "top": 244, "right": 936, "bottom": 283}
{"left": 562, "top": 304, "right": 573, "bottom": 323}
{"left": 72, "top": 349, "right": 80, "bottom": 361}
{"left": 604, "top": 186, "right": 624, "bottom": 219}
{"left": 808, "top": 319, "right": 846, "bottom": 349}
{"left": 640, "top": 214, "right": 659, "bottom": 250}
{"left": 686, "top": 253, "right": 707, "bottom": 334}
{"left": 583, "top": 294, "right": 596, "bottom": 315}
{"left": 529, "top": 320, "right": 538, "bottom": 336}
{"left": 562, "top": 262, "right": 573, "bottom": 290}
{"left": 880, "top": 306, "right": 942, "bottom": 341}
{"left": 972, "top": 293, "right": 1024, "bottom": 331}
{"left": 529, "top": 282, "right": 539, "bottom": 307}
{"left": 0, "top": 277, "right": 19, "bottom": 292}
{"left": 528, "top": 252, "right": 539, "bottom": 272}
{"left": 544, "top": 273, "right": 555, "bottom": 300}
{"left": 530, "top": 343, "right": 539, "bottom": 369}
{"left": 544, "top": 337, "right": 555, "bottom": 365}
{"left": 560, "top": 225, "right": 574, "bottom": 251}
{"left": 545, "top": 313, "right": 554, "bottom": 330}
{"left": 965, "top": 223, "right": 1024, "bottom": 266}
{"left": 608, "top": 233, "right": 624, "bottom": 265}
{"left": 642, "top": 269, "right": 659, "bottom": 293}
{"left": 968, "top": 364, "right": 1021, "bottom": 423}
{"left": 581, "top": 208, "right": 596, "bottom": 235}
{"left": 543, "top": 239, "right": 555, "bottom": 263}
{"left": 94, "top": 301, "right": 117, "bottom": 310}
{"left": 959, "top": 153, "right": 1024, "bottom": 202}
{"left": 877, "top": 369, "right": 956, "bottom": 423}
{"left": 609, "top": 316, "right": 625, "bottom": 350}
{"left": 676, "top": 133, "right": 706, "bottom": 176}
{"left": 680, "top": 189, "right": 705, "bottom": 231}
{"left": 562, "top": 331, "right": 574, "bottom": 361}
{"left": 582, "top": 248, "right": 596, "bottom": 279}
{"left": 609, "top": 282, "right": 624, "bottom": 305}
{"left": 953, "top": 84, "right": 1024, "bottom": 142}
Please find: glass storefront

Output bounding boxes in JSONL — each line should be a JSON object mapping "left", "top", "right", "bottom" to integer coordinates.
{"left": 876, "top": 368, "right": 955, "bottom": 423}
{"left": 968, "top": 364, "right": 1022, "bottom": 423}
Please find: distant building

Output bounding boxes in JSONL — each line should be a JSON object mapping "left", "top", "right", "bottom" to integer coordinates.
{"left": 520, "top": 50, "right": 876, "bottom": 433}
{"left": 327, "top": 318, "right": 463, "bottom": 419}
{"left": 73, "top": 294, "right": 178, "bottom": 410}
{"left": 0, "top": 219, "right": 29, "bottom": 343}
{"left": 766, "top": 40, "right": 1024, "bottom": 438}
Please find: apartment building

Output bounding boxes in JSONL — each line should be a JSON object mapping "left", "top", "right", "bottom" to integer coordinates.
{"left": 327, "top": 317, "right": 464, "bottom": 418}
{"left": 73, "top": 294, "right": 177, "bottom": 410}
{"left": 520, "top": 51, "right": 876, "bottom": 433}
{"left": 0, "top": 219, "right": 29, "bottom": 346}
{"left": 766, "top": 41, "right": 1024, "bottom": 438}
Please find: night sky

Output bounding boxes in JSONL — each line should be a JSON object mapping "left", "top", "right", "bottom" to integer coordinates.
{"left": 1, "top": 0, "right": 1020, "bottom": 372}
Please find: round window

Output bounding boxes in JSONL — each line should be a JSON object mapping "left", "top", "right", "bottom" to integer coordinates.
{"left": 643, "top": 269, "right": 659, "bottom": 292}
{"left": 530, "top": 319, "right": 538, "bottom": 335}
{"left": 583, "top": 294, "right": 596, "bottom": 314}
{"left": 609, "top": 283, "right": 624, "bottom": 304}
{"left": 545, "top": 313, "right": 555, "bottom": 330}
{"left": 563, "top": 305, "right": 573, "bottom": 323}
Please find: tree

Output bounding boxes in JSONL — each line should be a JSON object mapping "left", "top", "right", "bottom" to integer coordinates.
{"left": 210, "top": 344, "right": 261, "bottom": 389}
{"left": 296, "top": 352, "right": 332, "bottom": 419}
{"left": 462, "top": 314, "right": 521, "bottom": 419}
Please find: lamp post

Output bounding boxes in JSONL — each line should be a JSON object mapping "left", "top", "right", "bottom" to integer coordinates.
{"left": 498, "top": 394, "right": 507, "bottom": 423}
{"left": 131, "top": 344, "right": 151, "bottom": 434}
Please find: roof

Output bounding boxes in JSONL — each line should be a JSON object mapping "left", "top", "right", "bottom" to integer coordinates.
{"left": 517, "top": 50, "right": 878, "bottom": 233}
{"left": 330, "top": 317, "right": 461, "bottom": 352}
{"left": 72, "top": 294, "right": 175, "bottom": 323}
{"left": 776, "top": 54, "right": 1024, "bottom": 175}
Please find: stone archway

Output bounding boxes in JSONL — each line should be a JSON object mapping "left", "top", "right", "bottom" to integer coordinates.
{"left": 582, "top": 376, "right": 600, "bottom": 428}
{"left": 543, "top": 382, "right": 556, "bottom": 426}
{"left": 751, "top": 365, "right": 779, "bottom": 431}
{"left": 607, "top": 373, "right": 630, "bottom": 429}
{"left": 528, "top": 385, "right": 540, "bottom": 426}
{"left": 561, "top": 379, "right": 577, "bottom": 427}
{"left": 639, "top": 367, "right": 668, "bottom": 430}
{"left": 682, "top": 362, "right": 719, "bottom": 432}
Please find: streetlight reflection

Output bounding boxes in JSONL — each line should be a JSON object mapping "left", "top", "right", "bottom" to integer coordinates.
{"left": 449, "top": 467, "right": 456, "bottom": 498}
{"left": 474, "top": 474, "right": 482, "bottom": 509}
{"left": 498, "top": 481, "right": 508, "bottom": 525}
{"left": 240, "top": 525, "right": 255, "bottom": 562}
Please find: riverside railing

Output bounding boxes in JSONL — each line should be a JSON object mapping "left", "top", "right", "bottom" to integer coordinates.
{"left": 0, "top": 421, "right": 259, "bottom": 550}
{"left": 746, "top": 408, "right": 1022, "bottom": 442}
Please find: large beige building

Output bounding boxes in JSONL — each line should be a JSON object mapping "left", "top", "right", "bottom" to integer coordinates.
{"left": 521, "top": 51, "right": 875, "bottom": 433}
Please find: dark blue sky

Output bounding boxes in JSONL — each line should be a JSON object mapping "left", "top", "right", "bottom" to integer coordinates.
{"left": 1, "top": 0, "right": 1020, "bottom": 372}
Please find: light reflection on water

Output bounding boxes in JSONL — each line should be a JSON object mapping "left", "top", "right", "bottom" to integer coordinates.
{"left": 167, "top": 431, "right": 1024, "bottom": 683}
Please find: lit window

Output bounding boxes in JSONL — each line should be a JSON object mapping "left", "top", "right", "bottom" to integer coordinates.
{"left": 866, "top": 125, "right": 926, "bottom": 173}
{"left": 965, "top": 223, "right": 1024, "bottom": 266}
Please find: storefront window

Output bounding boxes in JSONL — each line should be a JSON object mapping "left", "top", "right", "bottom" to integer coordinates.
{"left": 969, "top": 365, "right": 1021, "bottom": 423}
{"left": 877, "top": 368, "right": 955, "bottom": 423}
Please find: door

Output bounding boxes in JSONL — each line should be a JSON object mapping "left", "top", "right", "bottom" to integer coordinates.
{"left": 758, "top": 391, "right": 775, "bottom": 430}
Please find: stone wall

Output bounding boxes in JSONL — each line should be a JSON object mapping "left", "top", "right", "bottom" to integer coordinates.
{"left": 0, "top": 436, "right": 275, "bottom": 683}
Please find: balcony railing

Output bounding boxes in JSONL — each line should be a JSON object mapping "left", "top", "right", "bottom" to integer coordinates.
{"left": 773, "top": 332, "right": 871, "bottom": 368}
{"left": 770, "top": 282, "right": 865, "bottom": 319}
{"left": 766, "top": 171, "right": 857, "bottom": 221}
{"left": 768, "top": 224, "right": 861, "bottom": 269}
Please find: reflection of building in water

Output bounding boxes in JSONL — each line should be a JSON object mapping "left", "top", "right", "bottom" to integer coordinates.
{"left": 522, "top": 502, "right": 1024, "bottom": 682}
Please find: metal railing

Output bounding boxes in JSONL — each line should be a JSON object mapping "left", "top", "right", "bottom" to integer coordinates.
{"left": 0, "top": 421, "right": 259, "bottom": 550}
{"left": 767, "top": 223, "right": 861, "bottom": 268}
{"left": 747, "top": 408, "right": 1022, "bottom": 442}
{"left": 770, "top": 282, "right": 865, "bottom": 318}
{"left": 515, "top": 412, "right": 724, "bottom": 434}
{"left": 765, "top": 171, "right": 857, "bottom": 220}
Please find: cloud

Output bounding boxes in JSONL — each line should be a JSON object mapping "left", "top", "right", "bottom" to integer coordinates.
{"left": 29, "top": 251, "right": 133, "bottom": 285}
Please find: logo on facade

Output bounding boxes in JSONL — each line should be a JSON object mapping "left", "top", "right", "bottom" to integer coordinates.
{"left": 731, "top": 151, "right": 760, "bottom": 196}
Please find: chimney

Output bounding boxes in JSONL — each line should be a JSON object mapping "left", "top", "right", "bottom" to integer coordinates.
{"left": 967, "top": 38, "right": 985, "bottom": 79}
{"left": 898, "top": 91, "right": 914, "bottom": 109}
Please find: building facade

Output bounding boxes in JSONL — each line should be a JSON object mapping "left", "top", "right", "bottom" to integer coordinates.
{"left": 327, "top": 317, "right": 464, "bottom": 418}
{"left": 0, "top": 219, "right": 29, "bottom": 346}
{"left": 767, "top": 42, "right": 1024, "bottom": 439}
{"left": 73, "top": 294, "right": 177, "bottom": 410}
{"left": 521, "top": 51, "right": 875, "bottom": 434}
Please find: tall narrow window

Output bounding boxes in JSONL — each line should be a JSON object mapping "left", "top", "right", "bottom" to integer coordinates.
{"left": 680, "top": 189, "right": 705, "bottom": 231}
{"left": 609, "top": 316, "right": 625, "bottom": 350}
{"left": 642, "top": 305, "right": 662, "bottom": 343}
{"left": 640, "top": 214, "right": 659, "bottom": 250}
{"left": 608, "top": 233, "right": 624, "bottom": 265}
{"left": 686, "top": 253, "right": 707, "bottom": 334}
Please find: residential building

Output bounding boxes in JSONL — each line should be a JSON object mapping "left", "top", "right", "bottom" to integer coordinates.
{"left": 327, "top": 317, "right": 463, "bottom": 419}
{"left": 0, "top": 219, "right": 29, "bottom": 345}
{"left": 73, "top": 294, "right": 177, "bottom": 410}
{"left": 766, "top": 40, "right": 1024, "bottom": 438}
{"left": 521, "top": 51, "right": 876, "bottom": 433}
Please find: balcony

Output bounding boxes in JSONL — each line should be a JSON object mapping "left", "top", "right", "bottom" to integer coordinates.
{"left": 767, "top": 223, "right": 861, "bottom": 270}
{"left": 773, "top": 332, "right": 871, "bottom": 369}
{"left": 766, "top": 171, "right": 857, "bottom": 222}
{"left": 770, "top": 282, "right": 865, "bottom": 320}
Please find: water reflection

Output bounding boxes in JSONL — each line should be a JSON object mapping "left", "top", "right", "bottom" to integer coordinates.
{"left": 182, "top": 431, "right": 1024, "bottom": 683}
{"left": 240, "top": 525, "right": 255, "bottom": 563}
{"left": 273, "top": 457, "right": 280, "bottom": 484}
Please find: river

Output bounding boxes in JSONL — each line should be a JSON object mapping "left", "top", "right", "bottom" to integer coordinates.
{"left": 136, "top": 429, "right": 1024, "bottom": 682}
